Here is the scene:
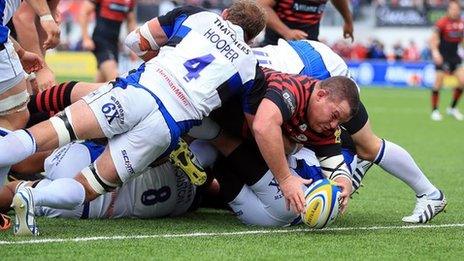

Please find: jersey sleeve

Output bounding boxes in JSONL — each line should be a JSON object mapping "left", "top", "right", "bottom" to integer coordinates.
{"left": 263, "top": 68, "right": 300, "bottom": 121}
{"left": 434, "top": 17, "right": 445, "bottom": 33}
{"left": 157, "top": 6, "right": 206, "bottom": 39}
{"left": 129, "top": 0, "right": 136, "bottom": 11}
{"left": 241, "top": 65, "right": 267, "bottom": 115}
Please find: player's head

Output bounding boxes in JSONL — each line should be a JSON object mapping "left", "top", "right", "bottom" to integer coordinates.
{"left": 448, "top": 0, "right": 461, "bottom": 20}
{"left": 222, "top": 0, "right": 266, "bottom": 42}
{"left": 307, "top": 76, "right": 359, "bottom": 134}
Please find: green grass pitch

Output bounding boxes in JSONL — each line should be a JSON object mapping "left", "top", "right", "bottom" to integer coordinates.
{"left": 0, "top": 85, "right": 463, "bottom": 259}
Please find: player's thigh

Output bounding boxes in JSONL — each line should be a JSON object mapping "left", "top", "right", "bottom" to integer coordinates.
{"left": 70, "top": 82, "right": 104, "bottom": 102}
{"left": 81, "top": 82, "right": 156, "bottom": 139}
{"left": 0, "top": 78, "right": 30, "bottom": 128}
{"left": 106, "top": 108, "right": 175, "bottom": 183}
{"left": 454, "top": 66, "right": 464, "bottom": 86}
{"left": 44, "top": 142, "right": 93, "bottom": 180}
{"left": 434, "top": 69, "right": 446, "bottom": 89}
{"left": 99, "top": 60, "right": 119, "bottom": 81}
{"left": 229, "top": 185, "right": 292, "bottom": 226}
{"left": 350, "top": 120, "right": 382, "bottom": 161}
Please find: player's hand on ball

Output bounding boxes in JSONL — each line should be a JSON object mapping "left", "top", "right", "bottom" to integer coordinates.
{"left": 280, "top": 175, "right": 312, "bottom": 214}
{"left": 334, "top": 176, "right": 352, "bottom": 214}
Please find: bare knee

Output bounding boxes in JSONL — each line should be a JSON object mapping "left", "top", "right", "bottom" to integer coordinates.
{"left": 74, "top": 174, "right": 101, "bottom": 202}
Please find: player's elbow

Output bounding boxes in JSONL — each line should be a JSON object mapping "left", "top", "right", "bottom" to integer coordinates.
{"left": 252, "top": 117, "right": 270, "bottom": 139}
{"left": 124, "top": 30, "right": 146, "bottom": 57}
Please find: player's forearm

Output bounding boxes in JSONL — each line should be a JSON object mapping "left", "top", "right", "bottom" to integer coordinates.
{"left": 264, "top": 7, "right": 292, "bottom": 37}
{"left": 331, "top": 0, "right": 353, "bottom": 24}
{"left": 13, "top": 6, "right": 43, "bottom": 57}
{"left": 24, "top": 0, "right": 52, "bottom": 17}
{"left": 126, "top": 12, "right": 137, "bottom": 34}
{"left": 79, "top": 2, "right": 94, "bottom": 39}
{"left": 430, "top": 32, "right": 440, "bottom": 52}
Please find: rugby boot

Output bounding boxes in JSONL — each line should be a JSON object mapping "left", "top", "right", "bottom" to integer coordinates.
{"left": 169, "top": 138, "right": 207, "bottom": 186}
{"left": 402, "top": 190, "right": 447, "bottom": 223}
{"left": 446, "top": 107, "right": 464, "bottom": 121}
{"left": 11, "top": 187, "right": 39, "bottom": 236}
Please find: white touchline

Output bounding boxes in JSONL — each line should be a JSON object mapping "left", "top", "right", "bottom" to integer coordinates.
{"left": 1, "top": 223, "right": 463, "bottom": 245}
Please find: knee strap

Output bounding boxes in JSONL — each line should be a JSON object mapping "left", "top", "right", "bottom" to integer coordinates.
{"left": 0, "top": 90, "right": 30, "bottom": 116}
{"left": 49, "top": 107, "right": 78, "bottom": 147}
{"left": 81, "top": 163, "right": 118, "bottom": 195}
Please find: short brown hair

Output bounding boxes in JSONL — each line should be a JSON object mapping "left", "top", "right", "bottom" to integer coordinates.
{"left": 226, "top": 0, "right": 266, "bottom": 42}
{"left": 319, "top": 76, "right": 360, "bottom": 117}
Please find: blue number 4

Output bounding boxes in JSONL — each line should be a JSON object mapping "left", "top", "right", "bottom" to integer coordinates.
{"left": 183, "top": 54, "right": 215, "bottom": 82}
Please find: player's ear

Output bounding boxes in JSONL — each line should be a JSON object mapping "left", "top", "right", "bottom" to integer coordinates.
{"left": 315, "top": 89, "right": 329, "bottom": 100}
{"left": 221, "top": 9, "right": 229, "bottom": 20}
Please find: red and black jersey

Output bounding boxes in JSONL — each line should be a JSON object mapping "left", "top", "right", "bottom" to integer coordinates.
{"left": 92, "top": 0, "right": 135, "bottom": 22}
{"left": 91, "top": 0, "right": 135, "bottom": 40}
{"left": 210, "top": 67, "right": 341, "bottom": 157}
{"left": 275, "top": 0, "right": 328, "bottom": 25}
{"left": 263, "top": 68, "right": 341, "bottom": 154}
{"left": 264, "top": 0, "right": 327, "bottom": 44}
{"left": 435, "top": 16, "right": 464, "bottom": 58}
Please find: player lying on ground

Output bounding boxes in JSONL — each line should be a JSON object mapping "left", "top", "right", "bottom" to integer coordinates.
{"left": 0, "top": 1, "right": 267, "bottom": 236}
{"left": 252, "top": 39, "right": 447, "bottom": 223}
{"left": 0, "top": 140, "right": 198, "bottom": 229}
{"left": 191, "top": 139, "right": 344, "bottom": 227}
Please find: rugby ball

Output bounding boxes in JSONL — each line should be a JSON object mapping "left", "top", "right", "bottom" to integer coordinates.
{"left": 301, "top": 179, "right": 341, "bottom": 229}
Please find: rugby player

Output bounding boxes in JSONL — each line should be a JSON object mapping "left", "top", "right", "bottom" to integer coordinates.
{"left": 79, "top": 0, "right": 137, "bottom": 82}
{"left": 0, "top": 0, "right": 60, "bottom": 183}
{"left": 253, "top": 39, "right": 447, "bottom": 223}
{"left": 0, "top": 140, "right": 197, "bottom": 227}
{"left": 430, "top": 0, "right": 464, "bottom": 121}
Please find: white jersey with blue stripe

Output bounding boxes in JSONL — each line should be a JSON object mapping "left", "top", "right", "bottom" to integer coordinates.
{"left": 0, "top": 0, "right": 21, "bottom": 43}
{"left": 145, "top": 6, "right": 259, "bottom": 116}
{"left": 41, "top": 141, "right": 196, "bottom": 219}
{"left": 253, "top": 39, "right": 352, "bottom": 80}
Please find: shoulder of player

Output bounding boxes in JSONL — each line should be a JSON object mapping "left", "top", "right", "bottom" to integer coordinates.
{"left": 168, "top": 5, "right": 210, "bottom": 17}
{"left": 435, "top": 16, "right": 447, "bottom": 28}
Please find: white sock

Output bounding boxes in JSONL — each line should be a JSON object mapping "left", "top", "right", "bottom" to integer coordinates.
{"left": 376, "top": 140, "right": 437, "bottom": 196}
{"left": 0, "top": 130, "right": 36, "bottom": 167}
{"left": 32, "top": 178, "right": 85, "bottom": 210}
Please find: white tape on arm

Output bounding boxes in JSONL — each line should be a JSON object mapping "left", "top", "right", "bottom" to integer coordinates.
{"left": 124, "top": 30, "right": 148, "bottom": 57}
{"left": 139, "top": 22, "right": 159, "bottom": 50}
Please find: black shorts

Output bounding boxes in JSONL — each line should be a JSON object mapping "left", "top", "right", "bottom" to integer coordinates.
{"left": 435, "top": 56, "right": 462, "bottom": 73}
{"left": 262, "top": 22, "right": 320, "bottom": 46}
{"left": 92, "top": 35, "right": 119, "bottom": 67}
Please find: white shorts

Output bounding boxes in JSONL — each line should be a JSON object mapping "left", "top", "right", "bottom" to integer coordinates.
{"left": 82, "top": 81, "right": 182, "bottom": 182}
{"left": 229, "top": 148, "right": 320, "bottom": 227}
{"left": 0, "top": 39, "right": 24, "bottom": 93}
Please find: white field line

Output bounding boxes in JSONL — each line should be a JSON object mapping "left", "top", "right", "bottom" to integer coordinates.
{"left": 1, "top": 223, "right": 463, "bottom": 245}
